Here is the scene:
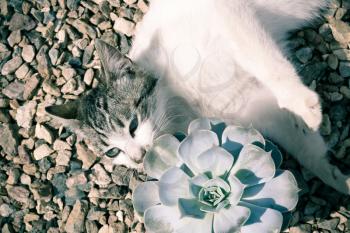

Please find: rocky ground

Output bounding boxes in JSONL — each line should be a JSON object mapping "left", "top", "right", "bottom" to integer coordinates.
{"left": 0, "top": 0, "right": 350, "bottom": 232}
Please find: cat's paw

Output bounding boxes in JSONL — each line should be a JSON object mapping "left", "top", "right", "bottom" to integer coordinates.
{"left": 278, "top": 87, "right": 322, "bottom": 131}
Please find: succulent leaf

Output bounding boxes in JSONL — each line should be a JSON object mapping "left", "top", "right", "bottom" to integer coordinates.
{"left": 213, "top": 205, "right": 251, "bottom": 233}
{"left": 132, "top": 181, "right": 160, "bottom": 216}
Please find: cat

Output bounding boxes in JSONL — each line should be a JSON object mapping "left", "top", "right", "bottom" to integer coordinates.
{"left": 46, "top": 0, "right": 350, "bottom": 195}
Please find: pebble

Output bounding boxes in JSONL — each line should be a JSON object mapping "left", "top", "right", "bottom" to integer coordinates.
{"left": 330, "top": 19, "right": 350, "bottom": 43}
{"left": 15, "top": 64, "right": 30, "bottom": 80}
{"left": 76, "top": 142, "right": 97, "bottom": 169}
{"left": 296, "top": 47, "right": 313, "bottom": 63}
{"left": 23, "top": 74, "right": 41, "bottom": 100}
{"left": 43, "top": 79, "right": 61, "bottom": 97}
{"left": 7, "top": 30, "right": 21, "bottom": 47}
{"left": 84, "top": 68, "right": 94, "bottom": 86}
{"left": 6, "top": 185, "right": 30, "bottom": 203}
{"left": 327, "top": 54, "right": 339, "bottom": 70}
{"left": 113, "top": 17, "right": 135, "bottom": 37}
{"left": 62, "top": 67, "right": 77, "bottom": 80}
{"left": 65, "top": 200, "right": 88, "bottom": 233}
{"left": 339, "top": 62, "right": 350, "bottom": 77}
{"left": 8, "top": 13, "right": 36, "bottom": 31}
{"left": 0, "top": 204, "right": 14, "bottom": 217}
{"left": 22, "top": 45, "right": 36, "bottom": 63}
{"left": 91, "top": 164, "right": 111, "bottom": 187}
{"left": 2, "top": 80, "right": 25, "bottom": 100}
{"left": 1, "top": 56, "right": 23, "bottom": 75}
{"left": 33, "top": 143, "right": 54, "bottom": 160}
{"left": 15, "top": 100, "right": 37, "bottom": 129}
{"left": 0, "top": 124, "right": 18, "bottom": 156}
{"left": 35, "top": 124, "right": 54, "bottom": 144}
{"left": 333, "top": 49, "right": 350, "bottom": 60}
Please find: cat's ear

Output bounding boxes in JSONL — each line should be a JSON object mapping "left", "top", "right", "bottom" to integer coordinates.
{"left": 45, "top": 100, "right": 80, "bottom": 120}
{"left": 95, "top": 39, "right": 132, "bottom": 84}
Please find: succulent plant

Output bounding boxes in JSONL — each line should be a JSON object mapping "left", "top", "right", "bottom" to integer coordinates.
{"left": 133, "top": 118, "right": 299, "bottom": 233}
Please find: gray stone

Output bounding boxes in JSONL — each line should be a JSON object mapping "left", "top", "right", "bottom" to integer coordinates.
{"left": 49, "top": 48, "right": 59, "bottom": 65}
{"left": 61, "top": 78, "right": 77, "bottom": 94}
{"left": 33, "top": 143, "right": 54, "bottom": 160}
{"left": 67, "top": 0, "right": 81, "bottom": 10}
{"left": 36, "top": 45, "right": 51, "bottom": 78}
{"left": 0, "top": 124, "right": 18, "bottom": 156}
{"left": 296, "top": 47, "right": 313, "bottom": 63}
{"left": 16, "top": 100, "right": 37, "bottom": 129}
{"left": 9, "top": 13, "right": 36, "bottom": 31}
{"left": 333, "top": 49, "right": 350, "bottom": 60}
{"left": 289, "top": 224, "right": 312, "bottom": 233}
{"left": 22, "top": 45, "right": 36, "bottom": 63}
{"left": 1, "top": 56, "right": 23, "bottom": 75}
{"left": 340, "top": 86, "right": 350, "bottom": 99}
{"left": 318, "top": 218, "right": 339, "bottom": 231}
{"left": 339, "top": 62, "right": 350, "bottom": 77}
{"left": 327, "top": 54, "right": 339, "bottom": 70}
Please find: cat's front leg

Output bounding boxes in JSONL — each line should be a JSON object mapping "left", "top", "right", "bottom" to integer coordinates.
{"left": 275, "top": 82, "right": 322, "bottom": 131}
{"left": 216, "top": 0, "right": 322, "bottom": 130}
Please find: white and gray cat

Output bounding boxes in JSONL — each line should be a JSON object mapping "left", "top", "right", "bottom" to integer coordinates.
{"left": 46, "top": 0, "right": 350, "bottom": 194}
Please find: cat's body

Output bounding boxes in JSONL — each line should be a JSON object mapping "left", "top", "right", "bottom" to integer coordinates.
{"left": 46, "top": 0, "right": 350, "bottom": 194}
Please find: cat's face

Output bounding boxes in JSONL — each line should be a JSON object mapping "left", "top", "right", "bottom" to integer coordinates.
{"left": 46, "top": 40, "right": 159, "bottom": 168}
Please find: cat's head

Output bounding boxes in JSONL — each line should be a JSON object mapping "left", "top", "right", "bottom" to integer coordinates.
{"left": 46, "top": 40, "right": 159, "bottom": 168}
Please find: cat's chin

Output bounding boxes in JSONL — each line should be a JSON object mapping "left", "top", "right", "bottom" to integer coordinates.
{"left": 112, "top": 151, "right": 144, "bottom": 171}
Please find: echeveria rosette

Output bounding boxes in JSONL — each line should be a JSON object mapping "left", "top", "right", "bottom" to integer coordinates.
{"left": 133, "top": 118, "right": 300, "bottom": 233}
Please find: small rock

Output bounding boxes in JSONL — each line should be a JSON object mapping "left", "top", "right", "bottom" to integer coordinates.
{"left": 333, "top": 49, "right": 350, "bottom": 60}
{"left": 0, "top": 123, "right": 18, "bottom": 156}
{"left": 49, "top": 48, "right": 59, "bottom": 65}
{"left": 2, "top": 80, "right": 25, "bottom": 100}
{"left": 137, "top": 0, "right": 149, "bottom": 13}
{"left": 6, "top": 168, "right": 20, "bottom": 184}
{"left": 0, "top": 204, "right": 14, "bottom": 217}
{"left": 1, "top": 56, "right": 23, "bottom": 75}
{"left": 124, "top": 0, "right": 137, "bottom": 5}
{"left": 330, "top": 19, "right": 350, "bottom": 44}
{"left": 62, "top": 67, "right": 77, "bottom": 80}
{"left": 6, "top": 185, "right": 30, "bottom": 203}
{"left": 35, "top": 124, "right": 54, "bottom": 144}
{"left": 340, "top": 86, "right": 350, "bottom": 99}
{"left": 84, "top": 68, "right": 94, "bottom": 86}
{"left": 111, "top": 166, "right": 133, "bottom": 186}
{"left": 339, "top": 62, "right": 350, "bottom": 77}
{"left": 113, "top": 17, "right": 135, "bottom": 37}
{"left": 289, "top": 224, "right": 312, "bottom": 233}
{"left": 56, "top": 150, "right": 72, "bottom": 166}
{"left": 22, "top": 45, "right": 36, "bottom": 63}
{"left": 318, "top": 218, "right": 339, "bottom": 231}
{"left": 328, "top": 72, "right": 344, "bottom": 84}
{"left": 9, "top": 13, "right": 36, "bottom": 31}
{"left": 33, "top": 143, "right": 54, "bottom": 160}
{"left": 43, "top": 79, "right": 61, "bottom": 97}
{"left": 71, "top": 19, "right": 97, "bottom": 39}
{"left": 67, "top": 0, "right": 81, "bottom": 10}
{"left": 15, "top": 64, "right": 30, "bottom": 80}
{"left": 53, "top": 139, "right": 71, "bottom": 151}
{"left": 15, "top": 100, "right": 37, "bottom": 129}
{"left": 7, "top": 30, "right": 21, "bottom": 47}
{"left": 296, "top": 47, "right": 313, "bottom": 63}
{"left": 320, "top": 114, "right": 332, "bottom": 136}
{"left": 65, "top": 187, "right": 86, "bottom": 205}
{"left": 36, "top": 45, "right": 51, "bottom": 78}
{"left": 65, "top": 200, "right": 88, "bottom": 233}
{"left": 327, "top": 54, "right": 339, "bottom": 70}
{"left": 76, "top": 142, "right": 97, "bottom": 169}
{"left": 91, "top": 164, "right": 111, "bottom": 187}
{"left": 61, "top": 78, "right": 77, "bottom": 94}
{"left": 23, "top": 74, "right": 41, "bottom": 100}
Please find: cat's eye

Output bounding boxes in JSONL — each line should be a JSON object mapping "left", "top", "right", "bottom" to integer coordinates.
{"left": 129, "top": 116, "right": 139, "bottom": 137}
{"left": 105, "top": 147, "right": 121, "bottom": 158}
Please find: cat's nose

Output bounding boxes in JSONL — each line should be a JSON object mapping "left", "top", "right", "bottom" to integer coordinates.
{"left": 134, "top": 148, "right": 147, "bottom": 164}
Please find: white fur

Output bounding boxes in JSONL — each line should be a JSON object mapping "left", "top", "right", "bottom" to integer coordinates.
{"left": 127, "top": 0, "right": 350, "bottom": 194}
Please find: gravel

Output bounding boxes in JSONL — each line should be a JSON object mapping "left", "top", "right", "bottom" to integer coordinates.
{"left": 0, "top": 0, "right": 350, "bottom": 233}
